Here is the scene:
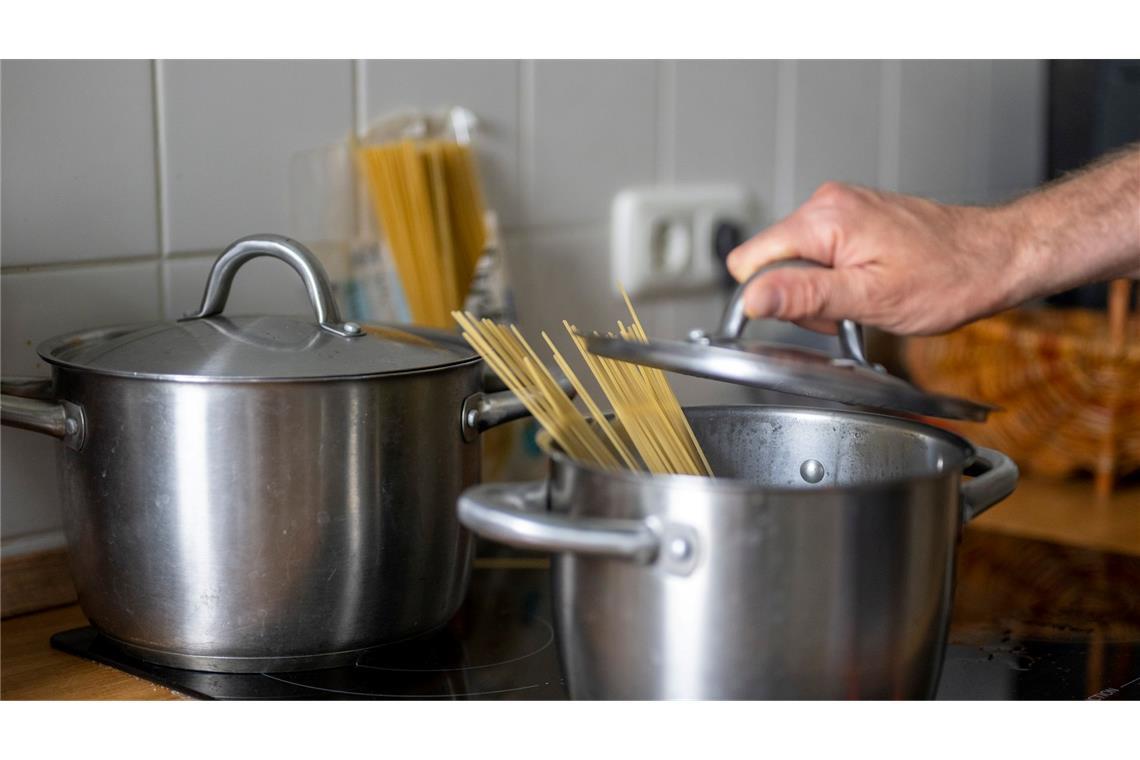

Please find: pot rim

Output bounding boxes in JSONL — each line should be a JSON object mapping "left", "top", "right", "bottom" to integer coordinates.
{"left": 540, "top": 404, "right": 979, "bottom": 496}
{"left": 39, "top": 354, "right": 483, "bottom": 384}
{"left": 37, "top": 323, "right": 483, "bottom": 384}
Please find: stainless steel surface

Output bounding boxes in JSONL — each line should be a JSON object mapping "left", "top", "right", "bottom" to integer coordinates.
{"left": 799, "top": 458, "right": 825, "bottom": 483}
{"left": 587, "top": 260, "right": 995, "bottom": 422}
{"left": 836, "top": 320, "right": 871, "bottom": 368}
{"left": 961, "top": 447, "right": 1019, "bottom": 522}
{"left": 183, "top": 234, "right": 362, "bottom": 338}
{"left": 0, "top": 394, "right": 77, "bottom": 442}
{"left": 0, "top": 234, "right": 524, "bottom": 672}
{"left": 460, "top": 482, "right": 659, "bottom": 563}
{"left": 0, "top": 376, "right": 55, "bottom": 399}
{"left": 38, "top": 239, "right": 477, "bottom": 382}
{"left": 32, "top": 365, "right": 481, "bottom": 671}
{"left": 459, "top": 405, "right": 1019, "bottom": 699}
{"left": 460, "top": 376, "right": 577, "bottom": 442}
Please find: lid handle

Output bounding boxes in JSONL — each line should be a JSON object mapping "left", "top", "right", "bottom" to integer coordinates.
{"left": 717, "top": 259, "right": 871, "bottom": 367}
{"left": 181, "top": 234, "right": 363, "bottom": 338}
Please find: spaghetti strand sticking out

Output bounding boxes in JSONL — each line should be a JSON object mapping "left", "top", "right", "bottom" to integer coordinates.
{"left": 452, "top": 293, "right": 713, "bottom": 477}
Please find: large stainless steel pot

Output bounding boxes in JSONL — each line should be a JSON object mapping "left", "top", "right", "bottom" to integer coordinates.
{"left": 0, "top": 235, "right": 535, "bottom": 672}
{"left": 459, "top": 406, "right": 1018, "bottom": 699}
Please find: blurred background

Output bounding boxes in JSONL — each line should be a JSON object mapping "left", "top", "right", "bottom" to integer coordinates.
{"left": 2, "top": 59, "right": 1137, "bottom": 558}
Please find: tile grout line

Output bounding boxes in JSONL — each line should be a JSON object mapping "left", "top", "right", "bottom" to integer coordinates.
{"left": 773, "top": 60, "right": 798, "bottom": 218}
{"left": 518, "top": 60, "right": 536, "bottom": 229}
{"left": 351, "top": 59, "right": 368, "bottom": 240}
{"left": 878, "top": 60, "right": 902, "bottom": 191}
{"left": 974, "top": 60, "right": 994, "bottom": 202}
{"left": 656, "top": 60, "right": 676, "bottom": 184}
{"left": 352, "top": 59, "right": 367, "bottom": 137}
{"left": 1034, "top": 60, "right": 1049, "bottom": 187}
{"left": 1, "top": 254, "right": 165, "bottom": 275}
{"left": 512, "top": 59, "right": 524, "bottom": 227}
{"left": 152, "top": 59, "right": 171, "bottom": 318}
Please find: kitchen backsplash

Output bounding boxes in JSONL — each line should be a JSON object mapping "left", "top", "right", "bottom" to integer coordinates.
{"left": 0, "top": 59, "right": 1046, "bottom": 546}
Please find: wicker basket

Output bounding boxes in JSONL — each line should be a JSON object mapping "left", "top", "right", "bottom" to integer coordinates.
{"left": 904, "top": 280, "right": 1140, "bottom": 498}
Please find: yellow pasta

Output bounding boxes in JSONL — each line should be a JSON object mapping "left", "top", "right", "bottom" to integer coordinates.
{"left": 451, "top": 293, "right": 713, "bottom": 477}
{"left": 358, "top": 139, "right": 488, "bottom": 328}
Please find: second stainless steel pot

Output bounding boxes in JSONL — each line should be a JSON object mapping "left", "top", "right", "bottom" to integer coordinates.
{"left": 0, "top": 235, "right": 535, "bottom": 672}
{"left": 459, "top": 406, "right": 1018, "bottom": 699}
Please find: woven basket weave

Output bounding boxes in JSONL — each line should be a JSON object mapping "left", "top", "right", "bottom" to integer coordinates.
{"left": 904, "top": 280, "right": 1140, "bottom": 497}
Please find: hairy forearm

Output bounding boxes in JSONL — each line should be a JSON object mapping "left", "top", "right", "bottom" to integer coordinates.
{"left": 1000, "top": 143, "right": 1140, "bottom": 305}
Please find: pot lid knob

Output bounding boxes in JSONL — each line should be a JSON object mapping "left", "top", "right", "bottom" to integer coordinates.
{"left": 717, "top": 259, "right": 878, "bottom": 369}
{"left": 180, "top": 234, "right": 364, "bottom": 338}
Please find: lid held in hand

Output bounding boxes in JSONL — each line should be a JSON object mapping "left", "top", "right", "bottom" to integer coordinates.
{"left": 586, "top": 260, "right": 995, "bottom": 422}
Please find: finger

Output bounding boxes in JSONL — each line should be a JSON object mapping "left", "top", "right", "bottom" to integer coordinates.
{"left": 791, "top": 318, "right": 838, "bottom": 335}
{"left": 742, "top": 267, "right": 862, "bottom": 324}
{"left": 725, "top": 211, "right": 835, "bottom": 282}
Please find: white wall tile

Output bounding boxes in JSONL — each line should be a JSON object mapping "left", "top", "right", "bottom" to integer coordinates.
{"left": 160, "top": 60, "right": 353, "bottom": 253}
{"left": 672, "top": 60, "right": 779, "bottom": 215}
{"left": 363, "top": 60, "right": 521, "bottom": 226}
{"left": 503, "top": 229, "right": 751, "bottom": 407}
{"left": 163, "top": 255, "right": 315, "bottom": 321}
{"left": 0, "top": 430, "right": 66, "bottom": 538}
{"left": 1, "top": 61, "right": 159, "bottom": 266}
{"left": 794, "top": 61, "right": 881, "bottom": 204}
{"left": 503, "top": 227, "right": 623, "bottom": 342}
{"left": 897, "top": 60, "right": 989, "bottom": 199}
{"left": 988, "top": 60, "right": 1046, "bottom": 193}
{"left": 1, "top": 262, "right": 160, "bottom": 540}
{"left": 527, "top": 61, "right": 657, "bottom": 227}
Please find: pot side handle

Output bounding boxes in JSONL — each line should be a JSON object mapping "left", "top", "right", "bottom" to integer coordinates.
{"left": 460, "top": 377, "right": 577, "bottom": 440}
{"left": 960, "top": 447, "right": 1019, "bottom": 523}
{"left": 458, "top": 482, "right": 660, "bottom": 564}
{"left": 0, "top": 377, "right": 86, "bottom": 450}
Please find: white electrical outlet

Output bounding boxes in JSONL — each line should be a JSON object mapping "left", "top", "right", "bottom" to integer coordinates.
{"left": 611, "top": 184, "right": 756, "bottom": 297}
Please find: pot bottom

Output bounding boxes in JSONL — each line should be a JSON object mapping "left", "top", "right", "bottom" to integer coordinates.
{"left": 106, "top": 634, "right": 378, "bottom": 673}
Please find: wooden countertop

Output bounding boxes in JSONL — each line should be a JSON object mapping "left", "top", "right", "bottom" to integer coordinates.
{"left": 970, "top": 475, "right": 1140, "bottom": 557}
{"left": 3, "top": 475, "right": 1137, "bottom": 700}
{"left": 1, "top": 604, "right": 184, "bottom": 700}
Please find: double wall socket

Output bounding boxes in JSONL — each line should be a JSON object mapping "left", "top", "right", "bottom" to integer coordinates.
{"left": 610, "top": 183, "right": 757, "bottom": 297}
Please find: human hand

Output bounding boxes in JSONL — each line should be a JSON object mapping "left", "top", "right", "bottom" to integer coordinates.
{"left": 725, "top": 182, "right": 1025, "bottom": 336}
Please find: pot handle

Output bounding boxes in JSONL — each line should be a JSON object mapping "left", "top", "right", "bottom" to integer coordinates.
{"left": 717, "top": 258, "right": 873, "bottom": 368}
{"left": 458, "top": 481, "right": 661, "bottom": 563}
{"left": 960, "top": 447, "right": 1019, "bottom": 522}
{"left": 180, "top": 234, "right": 363, "bottom": 338}
{"left": 0, "top": 377, "right": 86, "bottom": 450}
{"left": 460, "top": 377, "right": 577, "bottom": 441}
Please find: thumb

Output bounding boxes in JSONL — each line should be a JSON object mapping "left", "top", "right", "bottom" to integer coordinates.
{"left": 742, "top": 267, "right": 862, "bottom": 324}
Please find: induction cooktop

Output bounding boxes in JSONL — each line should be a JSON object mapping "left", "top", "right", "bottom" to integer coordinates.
{"left": 51, "top": 554, "right": 1139, "bottom": 700}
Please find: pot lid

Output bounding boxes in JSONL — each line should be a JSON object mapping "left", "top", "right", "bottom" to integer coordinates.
{"left": 38, "top": 236, "right": 477, "bottom": 382}
{"left": 586, "top": 261, "right": 995, "bottom": 422}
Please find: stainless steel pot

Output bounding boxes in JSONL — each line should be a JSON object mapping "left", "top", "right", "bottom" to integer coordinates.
{"left": 0, "top": 235, "right": 535, "bottom": 672}
{"left": 460, "top": 406, "right": 1018, "bottom": 699}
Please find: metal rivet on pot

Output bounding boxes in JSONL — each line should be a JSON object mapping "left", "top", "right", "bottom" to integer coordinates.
{"left": 800, "top": 459, "right": 825, "bottom": 484}
{"left": 64, "top": 418, "right": 79, "bottom": 436}
{"left": 343, "top": 322, "right": 362, "bottom": 335}
{"left": 687, "top": 329, "right": 710, "bottom": 345}
{"left": 668, "top": 537, "right": 692, "bottom": 561}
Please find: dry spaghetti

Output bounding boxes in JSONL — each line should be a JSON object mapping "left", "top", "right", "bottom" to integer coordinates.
{"left": 452, "top": 291, "right": 713, "bottom": 477}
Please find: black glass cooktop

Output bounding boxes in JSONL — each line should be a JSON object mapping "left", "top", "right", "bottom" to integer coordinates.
{"left": 51, "top": 553, "right": 1139, "bottom": 701}
{"left": 53, "top": 560, "right": 566, "bottom": 700}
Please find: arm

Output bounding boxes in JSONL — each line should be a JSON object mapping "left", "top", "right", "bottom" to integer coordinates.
{"left": 726, "top": 144, "right": 1140, "bottom": 336}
